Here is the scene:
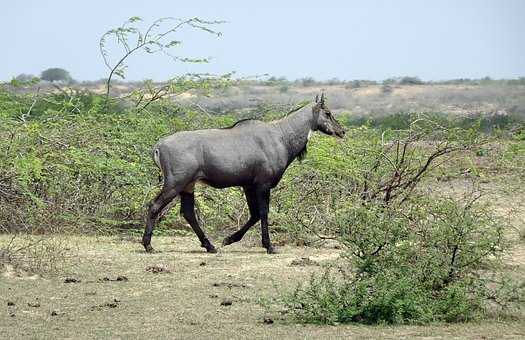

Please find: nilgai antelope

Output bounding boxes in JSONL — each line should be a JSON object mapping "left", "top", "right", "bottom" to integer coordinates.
{"left": 143, "top": 93, "right": 345, "bottom": 254}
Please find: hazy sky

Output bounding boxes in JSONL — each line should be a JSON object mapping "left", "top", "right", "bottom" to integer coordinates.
{"left": 2, "top": 0, "right": 524, "bottom": 81}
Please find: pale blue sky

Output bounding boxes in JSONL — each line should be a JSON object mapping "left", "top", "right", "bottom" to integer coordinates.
{"left": 2, "top": 0, "right": 524, "bottom": 81}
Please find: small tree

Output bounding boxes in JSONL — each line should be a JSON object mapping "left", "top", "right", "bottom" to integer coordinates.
{"left": 40, "top": 68, "right": 72, "bottom": 83}
{"left": 99, "top": 16, "right": 226, "bottom": 110}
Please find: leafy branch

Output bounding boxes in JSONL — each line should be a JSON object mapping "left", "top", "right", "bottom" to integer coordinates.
{"left": 99, "top": 16, "right": 224, "bottom": 110}
{"left": 129, "top": 73, "right": 232, "bottom": 113}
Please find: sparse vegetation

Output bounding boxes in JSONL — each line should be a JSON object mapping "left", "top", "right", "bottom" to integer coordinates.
{"left": 282, "top": 176, "right": 521, "bottom": 324}
{"left": 1, "top": 74, "right": 524, "bottom": 335}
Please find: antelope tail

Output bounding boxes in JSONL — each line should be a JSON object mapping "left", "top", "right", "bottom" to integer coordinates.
{"left": 153, "top": 147, "right": 161, "bottom": 169}
{"left": 152, "top": 146, "right": 163, "bottom": 184}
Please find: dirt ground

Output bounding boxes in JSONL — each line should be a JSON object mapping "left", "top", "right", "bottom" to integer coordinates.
{"left": 1, "top": 235, "right": 524, "bottom": 340}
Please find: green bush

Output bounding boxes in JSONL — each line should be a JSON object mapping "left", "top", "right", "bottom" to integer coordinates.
{"left": 399, "top": 76, "right": 424, "bottom": 85}
{"left": 2, "top": 87, "right": 523, "bottom": 239}
{"left": 345, "top": 111, "right": 525, "bottom": 135}
{"left": 0, "top": 88, "right": 242, "bottom": 234}
{"left": 279, "top": 121, "right": 523, "bottom": 324}
{"left": 283, "top": 192, "right": 522, "bottom": 324}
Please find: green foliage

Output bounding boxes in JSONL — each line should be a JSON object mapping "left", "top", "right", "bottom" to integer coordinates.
{"left": 399, "top": 76, "right": 424, "bottom": 85}
{"left": 283, "top": 180, "right": 522, "bottom": 325}
{"left": 345, "top": 111, "right": 525, "bottom": 135}
{"left": 129, "top": 74, "right": 233, "bottom": 113}
{"left": 1, "top": 88, "right": 523, "bottom": 238}
{"left": 12, "top": 74, "right": 40, "bottom": 86}
{"left": 40, "top": 67, "right": 72, "bottom": 83}
{"left": 1, "top": 88, "right": 523, "bottom": 318}
{"left": 0, "top": 88, "right": 214, "bottom": 233}
{"left": 279, "top": 84, "right": 289, "bottom": 93}
{"left": 278, "top": 120, "right": 523, "bottom": 325}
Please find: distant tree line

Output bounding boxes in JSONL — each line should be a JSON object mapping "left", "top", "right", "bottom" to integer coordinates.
{"left": 248, "top": 75, "right": 525, "bottom": 88}
{"left": 10, "top": 69, "right": 525, "bottom": 88}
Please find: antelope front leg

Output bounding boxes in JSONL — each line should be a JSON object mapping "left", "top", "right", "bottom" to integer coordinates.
{"left": 222, "top": 186, "right": 260, "bottom": 246}
{"left": 255, "top": 186, "right": 278, "bottom": 254}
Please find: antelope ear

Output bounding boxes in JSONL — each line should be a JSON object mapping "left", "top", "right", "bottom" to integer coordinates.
{"left": 320, "top": 93, "right": 325, "bottom": 105}
{"left": 315, "top": 94, "right": 319, "bottom": 103}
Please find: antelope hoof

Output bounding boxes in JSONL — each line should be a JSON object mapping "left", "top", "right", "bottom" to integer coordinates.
{"left": 206, "top": 245, "right": 218, "bottom": 253}
{"left": 144, "top": 244, "right": 155, "bottom": 253}
{"left": 266, "top": 246, "right": 279, "bottom": 255}
{"left": 222, "top": 236, "right": 233, "bottom": 246}
{"left": 202, "top": 242, "right": 218, "bottom": 253}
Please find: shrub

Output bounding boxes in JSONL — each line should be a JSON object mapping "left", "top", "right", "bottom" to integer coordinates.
{"left": 283, "top": 180, "right": 522, "bottom": 324}
{"left": 279, "top": 84, "right": 289, "bottom": 93}
{"left": 0, "top": 87, "right": 249, "bottom": 236}
{"left": 399, "top": 76, "right": 424, "bottom": 85}
{"left": 344, "top": 111, "right": 525, "bottom": 135}
{"left": 279, "top": 119, "right": 524, "bottom": 324}
{"left": 0, "top": 234, "right": 70, "bottom": 275}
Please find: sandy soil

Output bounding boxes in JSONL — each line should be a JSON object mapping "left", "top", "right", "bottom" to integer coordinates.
{"left": 1, "top": 235, "right": 524, "bottom": 339}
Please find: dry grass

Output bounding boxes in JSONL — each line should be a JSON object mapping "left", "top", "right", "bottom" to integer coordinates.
{"left": 1, "top": 235, "right": 524, "bottom": 339}
{"left": 0, "top": 234, "right": 74, "bottom": 276}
